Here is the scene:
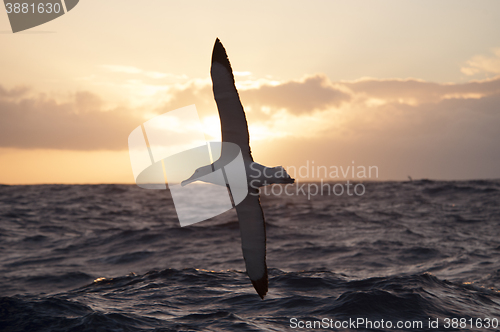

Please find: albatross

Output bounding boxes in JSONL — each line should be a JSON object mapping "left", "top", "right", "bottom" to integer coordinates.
{"left": 181, "top": 38, "right": 295, "bottom": 299}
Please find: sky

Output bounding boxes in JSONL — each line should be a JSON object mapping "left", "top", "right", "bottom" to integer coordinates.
{"left": 1, "top": 0, "right": 500, "bottom": 184}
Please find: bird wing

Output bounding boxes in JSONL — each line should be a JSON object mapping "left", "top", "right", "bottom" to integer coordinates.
{"left": 234, "top": 187, "right": 268, "bottom": 299}
{"left": 211, "top": 39, "right": 268, "bottom": 298}
{"left": 211, "top": 38, "right": 253, "bottom": 162}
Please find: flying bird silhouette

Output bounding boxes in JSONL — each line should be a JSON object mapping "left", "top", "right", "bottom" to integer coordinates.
{"left": 182, "top": 39, "right": 295, "bottom": 299}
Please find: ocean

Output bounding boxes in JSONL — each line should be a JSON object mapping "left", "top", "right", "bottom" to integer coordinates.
{"left": 1, "top": 180, "right": 499, "bottom": 331}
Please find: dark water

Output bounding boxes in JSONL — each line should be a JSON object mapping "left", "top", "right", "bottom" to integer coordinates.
{"left": 1, "top": 180, "right": 500, "bottom": 331}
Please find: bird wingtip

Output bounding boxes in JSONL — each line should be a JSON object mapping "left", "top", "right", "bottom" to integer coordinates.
{"left": 251, "top": 274, "right": 268, "bottom": 300}
{"left": 211, "top": 38, "right": 233, "bottom": 75}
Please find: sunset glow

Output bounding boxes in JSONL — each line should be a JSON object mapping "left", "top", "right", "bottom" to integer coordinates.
{"left": 1, "top": 0, "right": 500, "bottom": 183}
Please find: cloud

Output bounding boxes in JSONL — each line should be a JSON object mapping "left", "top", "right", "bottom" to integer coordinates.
{"left": 2, "top": 71, "right": 500, "bottom": 181}
{"left": 155, "top": 80, "right": 215, "bottom": 119}
{"left": 251, "top": 91, "right": 500, "bottom": 180}
{"left": 342, "top": 77, "right": 500, "bottom": 104}
{"left": 461, "top": 48, "right": 500, "bottom": 76}
{"left": 240, "top": 74, "right": 351, "bottom": 115}
{"left": 0, "top": 87, "right": 142, "bottom": 150}
{"left": 158, "top": 74, "right": 351, "bottom": 121}
{"left": 157, "top": 74, "right": 500, "bottom": 133}
{"left": 234, "top": 71, "right": 252, "bottom": 77}
{"left": 102, "top": 65, "right": 143, "bottom": 74}
{"left": 0, "top": 85, "right": 29, "bottom": 98}
{"left": 220, "top": 74, "right": 499, "bottom": 179}
{"left": 101, "top": 65, "right": 189, "bottom": 80}
{"left": 159, "top": 74, "right": 500, "bottom": 121}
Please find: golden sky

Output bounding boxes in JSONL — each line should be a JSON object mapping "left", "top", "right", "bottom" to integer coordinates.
{"left": 1, "top": 0, "right": 500, "bottom": 184}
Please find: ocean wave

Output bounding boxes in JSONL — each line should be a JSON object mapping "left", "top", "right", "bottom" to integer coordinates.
{"left": 1, "top": 181, "right": 500, "bottom": 331}
{"left": 1, "top": 270, "right": 500, "bottom": 331}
